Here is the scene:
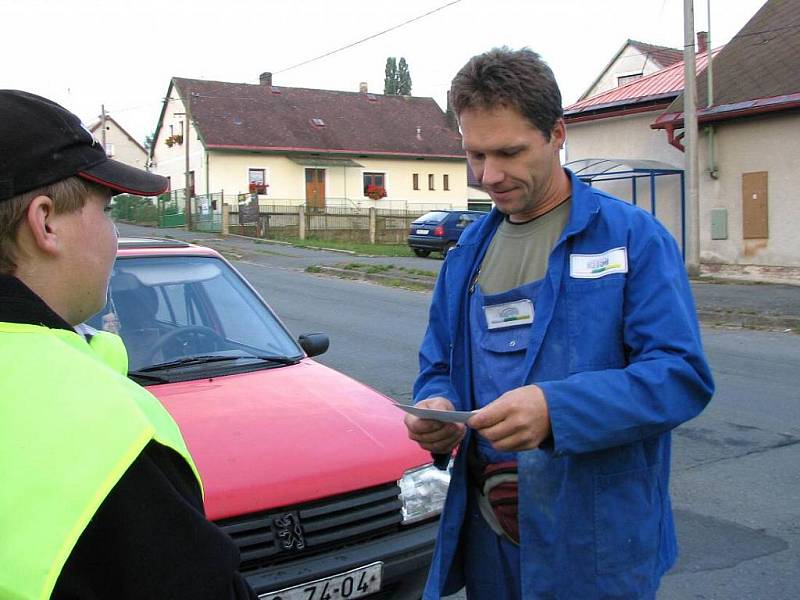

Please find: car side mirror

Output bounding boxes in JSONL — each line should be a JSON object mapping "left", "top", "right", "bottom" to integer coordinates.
{"left": 298, "top": 332, "right": 329, "bottom": 357}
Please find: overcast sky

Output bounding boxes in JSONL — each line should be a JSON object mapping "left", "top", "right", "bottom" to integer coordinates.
{"left": 2, "top": 0, "right": 768, "bottom": 142}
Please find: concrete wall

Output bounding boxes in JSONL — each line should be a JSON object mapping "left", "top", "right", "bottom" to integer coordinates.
{"left": 698, "top": 112, "right": 800, "bottom": 267}
{"left": 565, "top": 112, "right": 686, "bottom": 248}
{"left": 566, "top": 111, "right": 684, "bottom": 167}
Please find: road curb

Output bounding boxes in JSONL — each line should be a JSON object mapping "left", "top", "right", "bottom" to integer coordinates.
{"left": 312, "top": 267, "right": 797, "bottom": 332}
{"left": 695, "top": 310, "right": 799, "bottom": 332}
{"left": 312, "top": 266, "right": 435, "bottom": 290}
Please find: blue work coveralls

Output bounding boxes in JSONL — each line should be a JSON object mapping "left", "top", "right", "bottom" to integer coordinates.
{"left": 413, "top": 170, "right": 714, "bottom": 599}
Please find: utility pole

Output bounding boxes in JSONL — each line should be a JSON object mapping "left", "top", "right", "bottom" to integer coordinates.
{"left": 174, "top": 97, "right": 194, "bottom": 230}
{"left": 100, "top": 104, "right": 107, "bottom": 155}
{"left": 683, "top": 0, "right": 700, "bottom": 275}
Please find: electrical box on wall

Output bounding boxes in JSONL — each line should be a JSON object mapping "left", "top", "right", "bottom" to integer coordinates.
{"left": 711, "top": 208, "right": 728, "bottom": 240}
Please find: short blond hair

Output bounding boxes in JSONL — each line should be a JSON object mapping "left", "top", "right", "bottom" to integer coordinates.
{"left": 0, "top": 177, "right": 108, "bottom": 274}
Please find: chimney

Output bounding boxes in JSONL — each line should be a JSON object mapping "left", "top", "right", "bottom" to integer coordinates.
{"left": 259, "top": 72, "right": 273, "bottom": 86}
{"left": 359, "top": 82, "right": 368, "bottom": 93}
{"left": 697, "top": 31, "right": 708, "bottom": 54}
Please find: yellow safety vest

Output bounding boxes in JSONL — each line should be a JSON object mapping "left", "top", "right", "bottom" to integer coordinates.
{"left": 0, "top": 322, "right": 201, "bottom": 600}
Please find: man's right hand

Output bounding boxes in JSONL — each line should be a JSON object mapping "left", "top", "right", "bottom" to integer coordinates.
{"left": 403, "top": 397, "right": 465, "bottom": 454}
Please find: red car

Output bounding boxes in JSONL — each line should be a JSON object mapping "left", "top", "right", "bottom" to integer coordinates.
{"left": 84, "top": 238, "right": 448, "bottom": 599}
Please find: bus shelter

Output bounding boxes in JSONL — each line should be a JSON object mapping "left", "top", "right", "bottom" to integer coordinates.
{"left": 564, "top": 158, "right": 685, "bottom": 259}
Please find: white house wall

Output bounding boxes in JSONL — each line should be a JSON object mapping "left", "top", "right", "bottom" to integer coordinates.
{"left": 698, "top": 113, "right": 800, "bottom": 267}
{"left": 566, "top": 111, "right": 684, "bottom": 167}
{"left": 565, "top": 112, "right": 686, "bottom": 246}
{"left": 583, "top": 46, "right": 673, "bottom": 99}
{"left": 151, "top": 92, "right": 204, "bottom": 195}
{"left": 95, "top": 121, "right": 147, "bottom": 170}
{"left": 205, "top": 153, "right": 470, "bottom": 211}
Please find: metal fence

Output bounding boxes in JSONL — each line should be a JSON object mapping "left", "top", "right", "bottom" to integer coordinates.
{"left": 152, "top": 192, "right": 456, "bottom": 244}
{"left": 226, "top": 204, "right": 428, "bottom": 244}
{"left": 192, "top": 193, "right": 223, "bottom": 233}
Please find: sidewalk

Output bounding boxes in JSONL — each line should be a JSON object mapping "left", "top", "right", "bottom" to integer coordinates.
{"left": 116, "top": 223, "right": 800, "bottom": 333}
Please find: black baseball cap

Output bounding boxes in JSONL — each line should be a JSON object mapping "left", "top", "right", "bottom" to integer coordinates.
{"left": 0, "top": 90, "right": 169, "bottom": 202}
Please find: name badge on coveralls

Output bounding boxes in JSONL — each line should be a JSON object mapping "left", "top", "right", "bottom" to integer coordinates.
{"left": 484, "top": 299, "right": 534, "bottom": 330}
{"left": 570, "top": 247, "right": 628, "bottom": 279}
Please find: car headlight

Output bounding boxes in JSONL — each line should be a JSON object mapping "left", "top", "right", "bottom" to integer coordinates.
{"left": 398, "top": 463, "right": 451, "bottom": 525}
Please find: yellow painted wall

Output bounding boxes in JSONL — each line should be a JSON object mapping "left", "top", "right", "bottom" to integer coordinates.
{"left": 206, "top": 153, "right": 471, "bottom": 211}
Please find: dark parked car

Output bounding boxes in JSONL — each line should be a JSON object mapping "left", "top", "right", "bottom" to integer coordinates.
{"left": 407, "top": 210, "right": 486, "bottom": 258}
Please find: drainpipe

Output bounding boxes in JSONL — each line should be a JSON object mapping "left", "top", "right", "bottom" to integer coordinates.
{"left": 666, "top": 123, "right": 685, "bottom": 152}
{"left": 706, "top": 0, "right": 719, "bottom": 179}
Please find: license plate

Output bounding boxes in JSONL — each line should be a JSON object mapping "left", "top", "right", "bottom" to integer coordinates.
{"left": 258, "top": 562, "right": 382, "bottom": 600}
{"left": 415, "top": 229, "right": 429, "bottom": 235}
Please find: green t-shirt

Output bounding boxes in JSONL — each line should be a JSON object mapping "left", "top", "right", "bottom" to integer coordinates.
{"left": 477, "top": 199, "right": 571, "bottom": 294}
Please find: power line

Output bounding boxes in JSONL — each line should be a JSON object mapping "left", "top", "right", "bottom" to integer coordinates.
{"left": 275, "top": 0, "right": 463, "bottom": 74}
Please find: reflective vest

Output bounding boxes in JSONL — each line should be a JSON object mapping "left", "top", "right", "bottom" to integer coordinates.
{"left": 0, "top": 322, "right": 201, "bottom": 600}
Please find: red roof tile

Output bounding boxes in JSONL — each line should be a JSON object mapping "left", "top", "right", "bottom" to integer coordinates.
{"left": 171, "top": 78, "right": 464, "bottom": 159}
{"left": 627, "top": 40, "right": 684, "bottom": 68}
{"left": 565, "top": 49, "right": 720, "bottom": 116}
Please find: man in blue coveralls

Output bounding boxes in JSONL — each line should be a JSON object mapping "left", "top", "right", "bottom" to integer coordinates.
{"left": 404, "top": 47, "right": 714, "bottom": 599}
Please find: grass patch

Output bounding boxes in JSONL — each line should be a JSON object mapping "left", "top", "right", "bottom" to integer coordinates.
{"left": 273, "top": 236, "right": 414, "bottom": 257}
{"left": 397, "top": 266, "right": 438, "bottom": 277}
{"left": 305, "top": 265, "right": 322, "bottom": 273}
{"left": 343, "top": 263, "right": 391, "bottom": 274}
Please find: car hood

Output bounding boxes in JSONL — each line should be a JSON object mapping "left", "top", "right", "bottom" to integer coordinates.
{"left": 148, "top": 359, "right": 430, "bottom": 520}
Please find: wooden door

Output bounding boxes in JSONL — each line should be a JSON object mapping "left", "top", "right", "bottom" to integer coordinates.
{"left": 305, "top": 168, "right": 326, "bottom": 210}
{"left": 742, "top": 171, "right": 768, "bottom": 239}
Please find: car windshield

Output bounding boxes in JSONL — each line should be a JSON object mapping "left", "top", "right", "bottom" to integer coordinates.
{"left": 84, "top": 255, "right": 302, "bottom": 375}
{"left": 412, "top": 211, "right": 448, "bottom": 224}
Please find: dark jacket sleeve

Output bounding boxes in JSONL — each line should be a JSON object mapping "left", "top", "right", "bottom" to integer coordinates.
{"left": 53, "top": 440, "right": 257, "bottom": 600}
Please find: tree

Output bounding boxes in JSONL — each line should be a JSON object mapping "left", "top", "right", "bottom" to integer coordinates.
{"left": 397, "top": 57, "right": 412, "bottom": 95}
{"left": 384, "top": 56, "right": 413, "bottom": 96}
{"left": 383, "top": 57, "right": 398, "bottom": 95}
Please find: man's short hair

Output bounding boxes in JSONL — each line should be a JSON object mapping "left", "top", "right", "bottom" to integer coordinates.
{"left": 450, "top": 47, "right": 563, "bottom": 140}
{"left": 0, "top": 177, "right": 108, "bottom": 274}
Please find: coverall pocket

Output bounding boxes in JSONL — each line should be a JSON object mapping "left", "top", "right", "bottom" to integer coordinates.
{"left": 593, "top": 464, "right": 660, "bottom": 574}
{"left": 478, "top": 327, "right": 530, "bottom": 354}
{"left": 565, "top": 276, "right": 626, "bottom": 372}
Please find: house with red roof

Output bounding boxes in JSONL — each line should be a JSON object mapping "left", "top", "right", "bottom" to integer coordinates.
{"left": 652, "top": 0, "right": 800, "bottom": 273}
{"left": 577, "top": 38, "right": 685, "bottom": 102}
{"left": 150, "top": 74, "right": 469, "bottom": 211}
{"left": 563, "top": 37, "right": 718, "bottom": 244}
{"left": 564, "top": 0, "right": 800, "bottom": 276}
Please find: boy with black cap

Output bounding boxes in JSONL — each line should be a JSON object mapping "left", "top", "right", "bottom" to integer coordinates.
{"left": 0, "top": 91, "right": 256, "bottom": 599}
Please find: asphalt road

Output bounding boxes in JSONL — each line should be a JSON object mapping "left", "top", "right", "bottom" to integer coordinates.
{"left": 233, "top": 257, "right": 800, "bottom": 600}
{"left": 118, "top": 224, "right": 800, "bottom": 598}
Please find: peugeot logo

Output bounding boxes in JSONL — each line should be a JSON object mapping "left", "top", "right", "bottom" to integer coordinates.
{"left": 273, "top": 511, "right": 306, "bottom": 551}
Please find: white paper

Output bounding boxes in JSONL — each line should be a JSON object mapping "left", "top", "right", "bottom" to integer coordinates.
{"left": 392, "top": 402, "right": 475, "bottom": 423}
